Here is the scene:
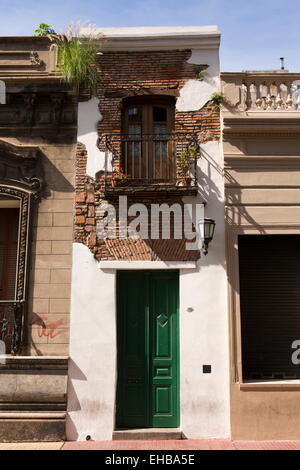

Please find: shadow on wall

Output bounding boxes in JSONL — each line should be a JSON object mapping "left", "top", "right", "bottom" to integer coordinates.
{"left": 224, "top": 166, "right": 266, "bottom": 234}
{"left": 26, "top": 312, "right": 46, "bottom": 356}
{"left": 197, "top": 142, "right": 266, "bottom": 269}
{"left": 194, "top": 143, "right": 226, "bottom": 270}
{"left": 39, "top": 152, "right": 74, "bottom": 198}
{"left": 198, "top": 144, "right": 222, "bottom": 202}
{"left": 66, "top": 359, "right": 88, "bottom": 441}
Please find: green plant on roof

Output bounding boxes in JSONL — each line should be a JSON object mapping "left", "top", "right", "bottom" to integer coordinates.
{"left": 49, "top": 21, "right": 103, "bottom": 93}
{"left": 34, "top": 23, "right": 56, "bottom": 36}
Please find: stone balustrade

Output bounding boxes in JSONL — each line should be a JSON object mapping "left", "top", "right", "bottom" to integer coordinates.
{"left": 221, "top": 72, "right": 300, "bottom": 112}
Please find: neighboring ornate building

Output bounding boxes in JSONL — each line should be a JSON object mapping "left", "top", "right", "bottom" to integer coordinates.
{"left": 67, "top": 26, "right": 230, "bottom": 441}
{"left": 0, "top": 37, "right": 77, "bottom": 441}
{"left": 222, "top": 70, "right": 300, "bottom": 439}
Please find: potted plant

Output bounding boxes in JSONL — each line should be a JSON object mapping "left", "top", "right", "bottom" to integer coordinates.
{"left": 111, "top": 165, "right": 131, "bottom": 187}
{"left": 176, "top": 147, "right": 196, "bottom": 186}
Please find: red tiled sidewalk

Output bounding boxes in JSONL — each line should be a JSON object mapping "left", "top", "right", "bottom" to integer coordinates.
{"left": 62, "top": 439, "right": 300, "bottom": 450}
{"left": 234, "top": 440, "right": 300, "bottom": 450}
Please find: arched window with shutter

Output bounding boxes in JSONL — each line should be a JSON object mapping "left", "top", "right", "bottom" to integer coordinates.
{"left": 0, "top": 140, "right": 43, "bottom": 354}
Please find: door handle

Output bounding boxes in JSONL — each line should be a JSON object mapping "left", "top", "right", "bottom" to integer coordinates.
{"left": 127, "top": 379, "right": 139, "bottom": 384}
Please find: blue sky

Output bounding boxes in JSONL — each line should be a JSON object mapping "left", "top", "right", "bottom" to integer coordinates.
{"left": 1, "top": 0, "right": 300, "bottom": 72}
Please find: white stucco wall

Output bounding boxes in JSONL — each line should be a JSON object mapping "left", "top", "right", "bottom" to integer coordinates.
{"left": 68, "top": 43, "right": 229, "bottom": 440}
{"left": 67, "top": 142, "right": 230, "bottom": 440}
{"left": 176, "top": 49, "right": 220, "bottom": 112}
{"left": 180, "top": 140, "right": 230, "bottom": 438}
{"left": 77, "top": 97, "right": 105, "bottom": 178}
{"left": 66, "top": 243, "right": 116, "bottom": 441}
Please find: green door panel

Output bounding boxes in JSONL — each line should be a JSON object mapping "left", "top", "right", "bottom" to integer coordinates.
{"left": 116, "top": 272, "right": 149, "bottom": 428}
{"left": 116, "top": 270, "right": 179, "bottom": 429}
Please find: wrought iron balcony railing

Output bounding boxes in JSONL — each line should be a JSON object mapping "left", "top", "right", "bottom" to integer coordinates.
{"left": 104, "top": 133, "right": 199, "bottom": 195}
{"left": 0, "top": 300, "right": 24, "bottom": 355}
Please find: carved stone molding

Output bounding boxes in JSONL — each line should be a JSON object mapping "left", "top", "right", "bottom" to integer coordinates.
{"left": 0, "top": 51, "right": 46, "bottom": 73}
{"left": 22, "top": 93, "right": 36, "bottom": 126}
{"left": 0, "top": 92, "right": 76, "bottom": 131}
{"left": 50, "top": 93, "right": 64, "bottom": 126}
{"left": 0, "top": 139, "right": 43, "bottom": 199}
{"left": 29, "top": 52, "right": 44, "bottom": 67}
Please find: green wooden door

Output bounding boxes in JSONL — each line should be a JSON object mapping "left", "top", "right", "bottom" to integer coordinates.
{"left": 116, "top": 270, "right": 179, "bottom": 429}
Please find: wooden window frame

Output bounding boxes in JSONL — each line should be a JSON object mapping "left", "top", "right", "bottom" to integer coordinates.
{"left": 122, "top": 96, "right": 175, "bottom": 136}
{"left": 121, "top": 96, "right": 175, "bottom": 180}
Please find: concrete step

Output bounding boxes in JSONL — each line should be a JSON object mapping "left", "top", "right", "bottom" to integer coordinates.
{"left": 112, "top": 428, "right": 183, "bottom": 441}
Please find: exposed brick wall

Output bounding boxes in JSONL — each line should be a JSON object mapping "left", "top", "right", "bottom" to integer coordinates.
{"left": 96, "top": 50, "right": 220, "bottom": 145}
{"left": 75, "top": 49, "right": 220, "bottom": 261}
{"left": 74, "top": 142, "right": 199, "bottom": 261}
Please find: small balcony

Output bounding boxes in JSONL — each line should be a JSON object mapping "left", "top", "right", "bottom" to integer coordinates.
{"left": 104, "top": 133, "right": 199, "bottom": 197}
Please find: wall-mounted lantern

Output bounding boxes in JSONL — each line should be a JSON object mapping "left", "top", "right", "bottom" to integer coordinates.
{"left": 198, "top": 218, "right": 216, "bottom": 255}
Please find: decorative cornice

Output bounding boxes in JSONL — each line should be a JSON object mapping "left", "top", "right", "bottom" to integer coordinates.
{"left": 81, "top": 26, "right": 221, "bottom": 51}
{"left": 223, "top": 116, "right": 300, "bottom": 135}
{"left": 221, "top": 71, "right": 300, "bottom": 80}
{"left": 225, "top": 156, "right": 300, "bottom": 170}
{"left": 0, "top": 37, "right": 57, "bottom": 80}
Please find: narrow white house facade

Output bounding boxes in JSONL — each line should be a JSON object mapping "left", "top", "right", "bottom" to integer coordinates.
{"left": 67, "top": 26, "right": 230, "bottom": 441}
